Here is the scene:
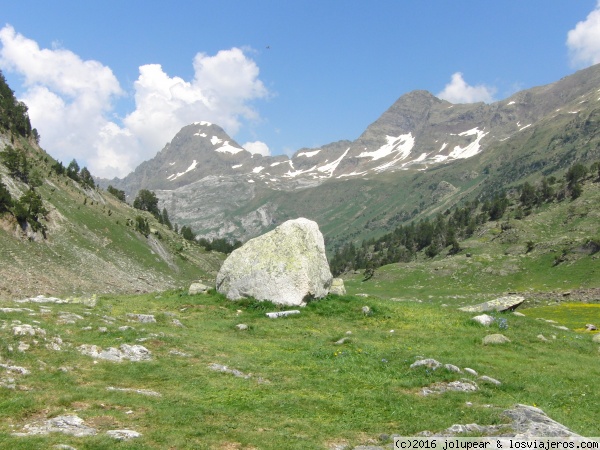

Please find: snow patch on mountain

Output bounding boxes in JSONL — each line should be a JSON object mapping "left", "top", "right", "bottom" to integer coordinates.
{"left": 252, "top": 166, "right": 265, "bottom": 174}
{"left": 316, "top": 148, "right": 350, "bottom": 177}
{"left": 284, "top": 165, "right": 318, "bottom": 178}
{"left": 448, "top": 128, "right": 487, "bottom": 159}
{"left": 215, "top": 141, "right": 244, "bottom": 154}
{"left": 358, "top": 133, "right": 415, "bottom": 161}
{"left": 297, "top": 150, "right": 321, "bottom": 158}
{"left": 168, "top": 160, "right": 198, "bottom": 181}
{"left": 194, "top": 132, "right": 207, "bottom": 137}
{"left": 211, "top": 136, "right": 222, "bottom": 145}
{"left": 337, "top": 170, "right": 367, "bottom": 178}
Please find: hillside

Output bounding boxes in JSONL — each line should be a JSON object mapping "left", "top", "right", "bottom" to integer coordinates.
{"left": 340, "top": 174, "right": 600, "bottom": 304}
{"left": 0, "top": 126, "right": 223, "bottom": 299}
{"left": 0, "top": 148, "right": 223, "bottom": 298}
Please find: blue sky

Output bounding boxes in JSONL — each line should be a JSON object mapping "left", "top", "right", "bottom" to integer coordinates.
{"left": 2, "top": 1, "right": 600, "bottom": 178}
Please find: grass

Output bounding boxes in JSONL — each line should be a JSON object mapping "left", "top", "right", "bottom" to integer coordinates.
{"left": 0, "top": 291, "right": 599, "bottom": 449}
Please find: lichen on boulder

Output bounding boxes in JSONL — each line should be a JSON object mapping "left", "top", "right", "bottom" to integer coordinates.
{"left": 215, "top": 218, "right": 333, "bottom": 306}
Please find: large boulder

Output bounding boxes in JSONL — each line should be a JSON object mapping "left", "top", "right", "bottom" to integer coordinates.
{"left": 459, "top": 295, "right": 525, "bottom": 313}
{"left": 216, "top": 218, "right": 333, "bottom": 306}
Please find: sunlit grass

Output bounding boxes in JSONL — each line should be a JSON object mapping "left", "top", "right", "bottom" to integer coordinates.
{"left": 0, "top": 291, "right": 599, "bottom": 449}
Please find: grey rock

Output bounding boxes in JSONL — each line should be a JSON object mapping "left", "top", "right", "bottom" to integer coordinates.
{"left": 0, "top": 363, "right": 30, "bottom": 375}
{"left": 127, "top": 313, "right": 156, "bottom": 323}
{"left": 106, "top": 429, "right": 142, "bottom": 440}
{"left": 503, "top": 404, "right": 581, "bottom": 437}
{"left": 472, "top": 314, "right": 495, "bottom": 326}
{"left": 585, "top": 323, "right": 597, "bottom": 331}
{"left": 78, "top": 344, "right": 151, "bottom": 362}
{"left": 13, "top": 415, "right": 97, "bottom": 437}
{"left": 329, "top": 278, "right": 346, "bottom": 296}
{"left": 410, "top": 358, "right": 441, "bottom": 369}
{"left": 335, "top": 337, "right": 350, "bottom": 345}
{"left": 464, "top": 368, "right": 478, "bottom": 376}
{"left": 537, "top": 334, "right": 549, "bottom": 341}
{"left": 14, "top": 295, "right": 68, "bottom": 304}
{"left": 478, "top": 375, "right": 501, "bottom": 386}
{"left": 592, "top": 334, "right": 600, "bottom": 343}
{"left": 208, "top": 363, "right": 251, "bottom": 379}
{"left": 483, "top": 334, "right": 511, "bottom": 345}
{"left": 235, "top": 323, "right": 249, "bottom": 331}
{"left": 12, "top": 324, "right": 45, "bottom": 336}
{"left": 459, "top": 295, "right": 524, "bottom": 313}
{"left": 266, "top": 310, "right": 300, "bottom": 318}
{"left": 422, "top": 380, "right": 478, "bottom": 396}
{"left": 362, "top": 306, "right": 372, "bottom": 315}
{"left": 444, "top": 364, "right": 462, "bottom": 373}
{"left": 106, "top": 386, "right": 161, "bottom": 397}
{"left": 172, "top": 319, "right": 184, "bottom": 327}
{"left": 216, "top": 218, "right": 333, "bottom": 306}
{"left": 57, "top": 312, "right": 84, "bottom": 324}
{"left": 189, "top": 282, "right": 210, "bottom": 295}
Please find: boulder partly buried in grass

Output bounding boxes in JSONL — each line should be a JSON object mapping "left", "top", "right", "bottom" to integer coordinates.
{"left": 459, "top": 295, "right": 525, "bottom": 313}
{"left": 483, "top": 334, "right": 511, "bottom": 345}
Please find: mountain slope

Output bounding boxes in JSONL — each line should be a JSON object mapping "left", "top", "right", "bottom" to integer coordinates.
{"left": 104, "top": 64, "right": 600, "bottom": 248}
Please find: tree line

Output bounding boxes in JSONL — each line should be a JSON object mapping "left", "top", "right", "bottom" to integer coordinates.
{"left": 330, "top": 162, "right": 599, "bottom": 278}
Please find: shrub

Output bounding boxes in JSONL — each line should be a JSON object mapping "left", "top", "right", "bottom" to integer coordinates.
{"left": 0, "top": 178, "right": 13, "bottom": 213}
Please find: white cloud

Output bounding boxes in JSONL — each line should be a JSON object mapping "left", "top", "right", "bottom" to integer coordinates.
{"left": 437, "top": 72, "right": 496, "bottom": 104}
{"left": 0, "top": 25, "right": 269, "bottom": 178}
{"left": 242, "top": 141, "right": 271, "bottom": 156}
{"left": 567, "top": 1, "right": 600, "bottom": 68}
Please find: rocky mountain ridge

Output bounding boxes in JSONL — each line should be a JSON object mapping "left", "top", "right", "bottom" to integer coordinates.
{"left": 103, "top": 64, "right": 600, "bottom": 244}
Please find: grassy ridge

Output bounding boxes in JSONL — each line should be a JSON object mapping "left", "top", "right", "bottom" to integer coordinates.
{"left": 0, "top": 290, "right": 598, "bottom": 449}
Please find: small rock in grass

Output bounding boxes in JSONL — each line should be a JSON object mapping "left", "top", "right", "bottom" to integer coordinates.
{"left": 235, "top": 324, "right": 248, "bottom": 331}
{"left": 479, "top": 375, "right": 501, "bottom": 386}
{"left": 188, "top": 282, "right": 210, "bottom": 295}
{"left": 361, "top": 306, "right": 371, "bottom": 315}
{"left": 472, "top": 314, "right": 495, "bottom": 326}
{"left": 444, "top": 364, "right": 462, "bottom": 373}
{"left": 334, "top": 337, "right": 349, "bottom": 345}
{"left": 126, "top": 314, "right": 156, "bottom": 323}
{"left": 106, "top": 429, "right": 141, "bottom": 440}
{"left": 585, "top": 324, "right": 597, "bottom": 331}
{"left": 537, "top": 334, "right": 548, "bottom": 342}
{"left": 482, "top": 334, "right": 511, "bottom": 345}
{"left": 464, "top": 368, "right": 478, "bottom": 376}
{"left": 410, "top": 358, "right": 441, "bottom": 369}
{"left": 592, "top": 334, "right": 600, "bottom": 343}
{"left": 172, "top": 319, "right": 184, "bottom": 328}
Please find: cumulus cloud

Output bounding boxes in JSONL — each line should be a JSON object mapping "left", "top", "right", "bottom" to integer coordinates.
{"left": 437, "top": 72, "right": 496, "bottom": 104}
{"left": 0, "top": 25, "right": 269, "bottom": 178}
{"left": 242, "top": 141, "right": 271, "bottom": 156}
{"left": 567, "top": 1, "right": 600, "bottom": 68}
